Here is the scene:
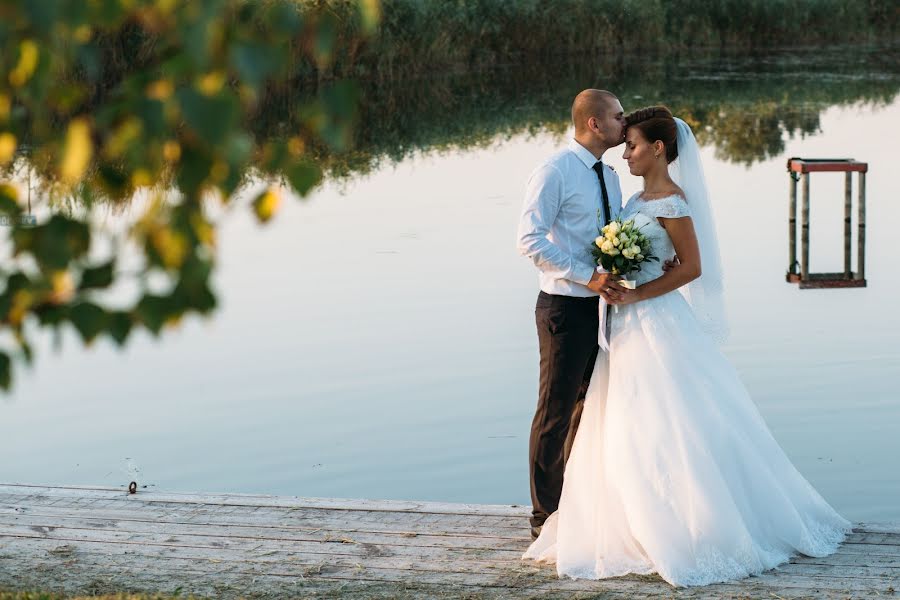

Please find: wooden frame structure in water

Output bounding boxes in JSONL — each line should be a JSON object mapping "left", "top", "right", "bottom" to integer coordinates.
{"left": 786, "top": 157, "right": 868, "bottom": 289}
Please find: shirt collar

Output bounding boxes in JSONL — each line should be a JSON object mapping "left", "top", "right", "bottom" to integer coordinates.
{"left": 567, "top": 139, "right": 601, "bottom": 169}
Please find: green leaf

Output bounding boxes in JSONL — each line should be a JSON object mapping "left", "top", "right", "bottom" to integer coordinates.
{"left": 0, "top": 185, "right": 21, "bottom": 216}
{"left": 14, "top": 215, "right": 90, "bottom": 270}
{"left": 107, "top": 311, "right": 133, "bottom": 346}
{"left": 176, "top": 145, "right": 213, "bottom": 197}
{"left": 135, "top": 294, "right": 170, "bottom": 335}
{"left": 34, "top": 304, "right": 68, "bottom": 326}
{"left": 313, "top": 12, "right": 337, "bottom": 68}
{"left": 176, "top": 87, "right": 239, "bottom": 146}
{"left": 229, "top": 42, "right": 284, "bottom": 89}
{"left": 0, "top": 351, "right": 10, "bottom": 391}
{"left": 172, "top": 276, "right": 216, "bottom": 314}
{"left": 285, "top": 161, "right": 321, "bottom": 196}
{"left": 97, "top": 162, "right": 130, "bottom": 198}
{"left": 69, "top": 301, "right": 108, "bottom": 344}
{"left": 79, "top": 261, "right": 114, "bottom": 290}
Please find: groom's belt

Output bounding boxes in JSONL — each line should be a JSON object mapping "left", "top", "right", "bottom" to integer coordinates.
{"left": 537, "top": 291, "right": 600, "bottom": 303}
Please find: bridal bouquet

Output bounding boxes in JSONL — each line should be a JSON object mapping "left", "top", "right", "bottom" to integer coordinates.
{"left": 591, "top": 217, "right": 658, "bottom": 287}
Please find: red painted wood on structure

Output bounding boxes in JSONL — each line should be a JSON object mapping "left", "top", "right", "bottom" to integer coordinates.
{"left": 788, "top": 158, "right": 868, "bottom": 173}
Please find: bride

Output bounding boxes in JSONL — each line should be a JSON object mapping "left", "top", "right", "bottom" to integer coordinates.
{"left": 522, "top": 106, "right": 851, "bottom": 587}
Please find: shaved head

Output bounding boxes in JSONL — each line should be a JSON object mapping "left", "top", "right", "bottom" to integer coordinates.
{"left": 572, "top": 89, "right": 619, "bottom": 134}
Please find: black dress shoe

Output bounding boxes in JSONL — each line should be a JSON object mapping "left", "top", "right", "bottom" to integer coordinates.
{"left": 530, "top": 524, "right": 542, "bottom": 540}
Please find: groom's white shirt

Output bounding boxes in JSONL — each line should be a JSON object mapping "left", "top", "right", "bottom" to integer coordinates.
{"left": 517, "top": 139, "right": 622, "bottom": 297}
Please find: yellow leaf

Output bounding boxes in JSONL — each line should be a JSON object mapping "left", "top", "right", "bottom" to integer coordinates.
{"left": 60, "top": 118, "right": 93, "bottom": 184}
{"left": 8, "top": 290, "right": 34, "bottom": 326}
{"left": 0, "top": 95, "right": 10, "bottom": 122}
{"left": 156, "top": 0, "right": 178, "bottom": 14}
{"left": 162, "top": 140, "right": 181, "bottom": 163}
{"left": 73, "top": 25, "right": 93, "bottom": 43}
{"left": 131, "top": 169, "right": 152, "bottom": 187}
{"left": 151, "top": 228, "right": 188, "bottom": 269}
{"left": 288, "top": 136, "right": 306, "bottom": 157}
{"left": 0, "top": 133, "right": 17, "bottom": 165}
{"left": 252, "top": 187, "right": 281, "bottom": 224}
{"left": 49, "top": 271, "right": 75, "bottom": 305}
{"left": 210, "top": 160, "right": 229, "bottom": 183}
{"left": 146, "top": 79, "right": 174, "bottom": 101}
{"left": 106, "top": 117, "right": 143, "bottom": 158}
{"left": 358, "top": 0, "right": 382, "bottom": 34}
{"left": 190, "top": 213, "right": 216, "bottom": 248}
{"left": 197, "top": 71, "right": 225, "bottom": 96}
{"left": 9, "top": 40, "right": 39, "bottom": 87}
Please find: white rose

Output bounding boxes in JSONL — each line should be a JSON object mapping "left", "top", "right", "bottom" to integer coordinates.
{"left": 606, "top": 221, "right": 620, "bottom": 236}
{"left": 629, "top": 244, "right": 641, "bottom": 256}
{"left": 622, "top": 247, "right": 636, "bottom": 260}
{"left": 595, "top": 235, "right": 605, "bottom": 248}
{"left": 607, "top": 247, "right": 620, "bottom": 256}
{"left": 600, "top": 239, "right": 615, "bottom": 253}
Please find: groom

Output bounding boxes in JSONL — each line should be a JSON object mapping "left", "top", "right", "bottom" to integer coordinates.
{"left": 516, "top": 89, "right": 630, "bottom": 539}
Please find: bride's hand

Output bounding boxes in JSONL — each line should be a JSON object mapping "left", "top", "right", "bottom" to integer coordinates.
{"left": 614, "top": 286, "right": 643, "bottom": 306}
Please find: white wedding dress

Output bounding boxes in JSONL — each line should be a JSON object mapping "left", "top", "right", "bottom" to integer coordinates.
{"left": 522, "top": 192, "right": 852, "bottom": 587}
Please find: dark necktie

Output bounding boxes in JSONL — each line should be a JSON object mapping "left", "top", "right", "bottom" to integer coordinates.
{"left": 592, "top": 161, "right": 613, "bottom": 336}
{"left": 592, "top": 161, "right": 612, "bottom": 225}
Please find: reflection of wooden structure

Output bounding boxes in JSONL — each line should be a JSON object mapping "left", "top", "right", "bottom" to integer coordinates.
{"left": 786, "top": 158, "right": 868, "bottom": 289}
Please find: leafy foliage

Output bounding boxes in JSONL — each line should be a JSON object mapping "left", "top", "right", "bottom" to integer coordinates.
{"left": 0, "top": 0, "right": 379, "bottom": 391}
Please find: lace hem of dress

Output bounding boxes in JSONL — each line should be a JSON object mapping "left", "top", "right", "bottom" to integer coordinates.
{"left": 525, "top": 516, "right": 851, "bottom": 588}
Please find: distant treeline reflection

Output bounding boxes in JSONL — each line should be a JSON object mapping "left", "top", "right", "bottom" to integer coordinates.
{"left": 286, "top": 46, "right": 899, "bottom": 177}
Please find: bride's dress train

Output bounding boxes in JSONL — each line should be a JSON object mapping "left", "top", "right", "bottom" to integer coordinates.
{"left": 522, "top": 193, "right": 851, "bottom": 587}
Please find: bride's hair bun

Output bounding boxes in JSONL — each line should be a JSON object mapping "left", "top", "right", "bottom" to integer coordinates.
{"left": 625, "top": 105, "right": 678, "bottom": 163}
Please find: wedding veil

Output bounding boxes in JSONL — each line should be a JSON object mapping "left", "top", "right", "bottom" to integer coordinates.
{"left": 668, "top": 118, "right": 729, "bottom": 343}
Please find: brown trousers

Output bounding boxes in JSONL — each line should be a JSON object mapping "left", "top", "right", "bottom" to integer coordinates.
{"left": 528, "top": 291, "right": 599, "bottom": 528}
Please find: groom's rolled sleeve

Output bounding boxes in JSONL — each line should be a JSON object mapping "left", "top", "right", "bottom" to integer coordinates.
{"left": 517, "top": 164, "right": 595, "bottom": 286}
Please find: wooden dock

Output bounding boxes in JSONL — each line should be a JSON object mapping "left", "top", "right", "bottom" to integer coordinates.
{"left": 0, "top": 483, "right": 897, "bottom": 599}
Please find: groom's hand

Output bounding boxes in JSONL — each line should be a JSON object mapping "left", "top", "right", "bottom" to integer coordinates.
{"left": 587, "top": 271, "right": 629, "bottom": 304}
{"left": 663, "top": 255, "right": 680, "bottom": 272}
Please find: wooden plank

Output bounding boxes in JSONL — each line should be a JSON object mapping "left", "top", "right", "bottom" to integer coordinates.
{"left": 856, "top": 522, "right": 900, "bottom": 534}
{"left": 3, "top": 522, "right": 897, "bottom": 592}
{"left": 5, "top": 500, "right": 898, "bottom": 547}
{"left": 2, "top": 536, "right": 896, "bottom": 598}
{"left": 799, "top": 276, "right": 867, "bottom": 289}
{"left": 858, "top": 170, "right": 867, "bottom": 280}
{"left": 2, "top": 484, "right": 898, "bottom": 600}
{"left": 0, "top": 484, "right": 530, "bottom": 517}
{"left": 0, "top": 502, "right": 529, "bottom": 539}
{"left": 5, "top": 512, "right": 894, "bottom": 561}
{"left": 788, "top": 159, "right": 868, "bottom": 173}
{"left": 0, "top": 521, "right": 530, "bottom": 553}
{"left": 6, "top": 513, "right": 898, "bottom": 574}
{"left": 0, "top": 492, "right": 531, "bottom": 526}
{"left": 801, "top": 172, "right": 810, "bottom": 280}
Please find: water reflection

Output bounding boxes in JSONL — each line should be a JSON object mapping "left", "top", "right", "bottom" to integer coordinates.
{"left": 289, "top": 45, "right": 900, "bottom": 177}
{"left": 2, "top": 49, "right": 900, "bottom": 524}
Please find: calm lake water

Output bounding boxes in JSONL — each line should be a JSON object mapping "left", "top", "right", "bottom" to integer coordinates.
{"left": 3, "top": 49, "right": 899, "bottom": 524}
